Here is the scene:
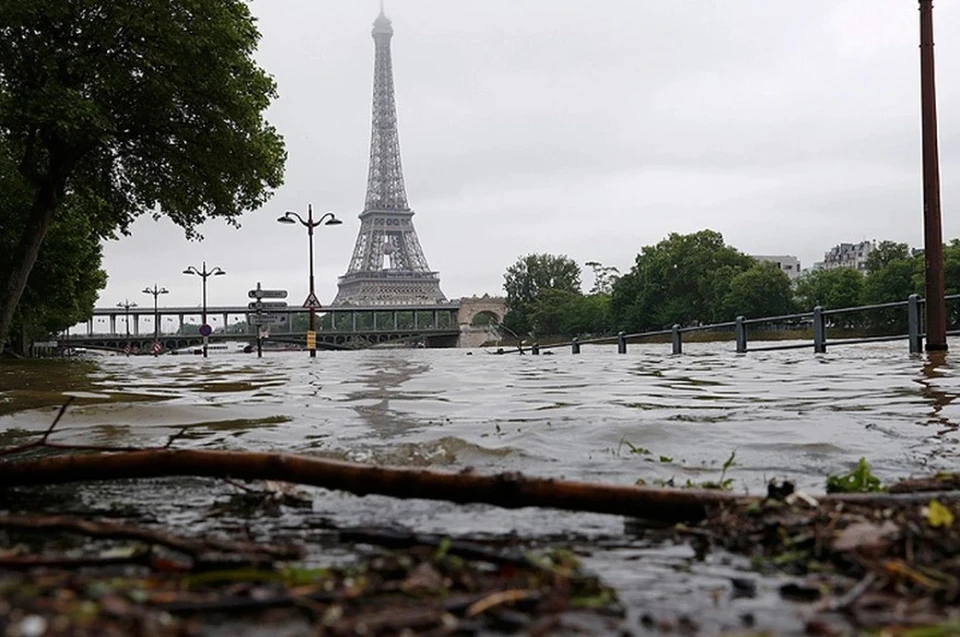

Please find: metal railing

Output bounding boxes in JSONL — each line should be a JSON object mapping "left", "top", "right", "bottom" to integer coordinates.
{"left": 517, "top": 294, "right": 960, "bottom": 356}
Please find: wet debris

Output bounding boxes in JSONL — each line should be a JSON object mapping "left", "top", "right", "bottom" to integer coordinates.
{"left": 683, "top": 486, "right": 960, "bottom": 630}
{"left": 0, "top": 518, "right": 624, "bottom": 636}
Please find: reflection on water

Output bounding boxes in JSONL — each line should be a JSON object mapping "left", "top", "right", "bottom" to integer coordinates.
{"left": 2, "top": 342, "right": 960, "bottom": 494}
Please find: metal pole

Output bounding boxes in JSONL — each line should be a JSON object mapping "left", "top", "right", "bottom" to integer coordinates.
{"left": 919, "top": 0, "right": 947, "bottom": 351}
{"left": 201, "top": 261, "right": 208, "bottom": 358}
{"left": 672, "top": 324, "right": 682, "bottom": 355}
{"left": 153, "top": 293, "right": 159, "bottom": 356}
{"left": 735, "top": 316, "right": 747, "bottom": 353}
{"left": 908, "top": 293, "right": 923, "bottom": 354}
{"left": 307, "top": 205, "right": 317, "bottom": 359}
{"left": 572, "top": 337, "right": 580, "bottom": 355}
{"left": 813, "top": 306, "right": 827, "bottom": 354}
{"left": 617, "top": 331, "right": 626, "bottom": 354}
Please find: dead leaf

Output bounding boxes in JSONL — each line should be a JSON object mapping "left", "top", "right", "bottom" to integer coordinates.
{"left": 832, "top": 521, "right": 900, "bottom": 555}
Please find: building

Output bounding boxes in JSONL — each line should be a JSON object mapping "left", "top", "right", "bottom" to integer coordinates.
{"left": 752, "top": 255, "right": 802, "bottom": 280}
{"left": 332, "top": 7, "right": 447, "bottom": 306}
{"left": 818, "top": 241, "right": 876, "bottom": 273}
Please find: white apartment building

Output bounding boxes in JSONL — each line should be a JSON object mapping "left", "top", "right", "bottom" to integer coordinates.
{"left": 818, "top": 240, "right": 875, "bottom": 272}
{"left": 752, "top": 255, "right": 802, "bottom": 280}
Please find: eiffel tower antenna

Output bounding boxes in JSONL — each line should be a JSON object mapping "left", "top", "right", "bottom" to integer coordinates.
{"left": 333, "top": 6, "right": 446, "bottom": 306}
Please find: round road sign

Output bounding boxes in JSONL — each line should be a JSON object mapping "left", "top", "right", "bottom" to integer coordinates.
{"left": 199, "top": 324, "right": 213, "bottom": 337}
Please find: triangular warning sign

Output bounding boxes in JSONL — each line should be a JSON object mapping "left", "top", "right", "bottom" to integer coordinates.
{"left": 303, "top": 292, "right": 322, "bottom": 309}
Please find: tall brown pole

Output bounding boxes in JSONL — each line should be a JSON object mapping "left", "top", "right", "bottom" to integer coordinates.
{"left": 919, "top": 0, "right": 947, "bottom": 351}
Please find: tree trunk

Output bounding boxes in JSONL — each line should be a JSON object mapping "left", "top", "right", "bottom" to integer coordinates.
{"left": 0, "top": 181, "right": 61, "bottom": 354}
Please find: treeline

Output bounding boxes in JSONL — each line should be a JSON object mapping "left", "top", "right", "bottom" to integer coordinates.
{"left": 501, "top": 230, "right": 960, "bottom": 340}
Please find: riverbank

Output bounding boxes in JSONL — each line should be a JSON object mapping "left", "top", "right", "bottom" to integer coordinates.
{"left": 1, "top": 461, "right": 959, "bottom": 635}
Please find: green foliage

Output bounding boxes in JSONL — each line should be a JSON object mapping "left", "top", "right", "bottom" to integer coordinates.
{"left": 610, "top": 230, "right": 754, "bottom": 332}
{"left": 0, "top": 0, "right": 286, "bottom": 350}
{"left": 794, "top": 267, "right": 865, "bottom": 311}
{"left": 720, "top": 262, "right": 796, "bottom": 320}
{"left": 0, "top": 156, "right": 106, "bottom": 350}
{"left": 0, "top": 0, "right": 286, "bottom": 235}
{"left": 502, "top": 254, "right": 581, "bottom": 336}
{"left": 861, "top": 244, "right": 921, "bottom": 334}
{"left": 826, "top": 457, "right": 883, "bottom": 493}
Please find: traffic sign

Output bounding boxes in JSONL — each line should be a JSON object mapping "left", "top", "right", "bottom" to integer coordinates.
{"left": 248, "top": 289, "right": 287, "bottom": 299}
{"left": 199, "top": 324, "right": 213, "bottom": 337}
{"left": 302, "top": 291, "right": 322, "bottom": 309}
{"left": 248, "top": 313, "right": 287, "bottom": 325}
{"left": 248, "top": 301, "right": 288, "bottom": 310}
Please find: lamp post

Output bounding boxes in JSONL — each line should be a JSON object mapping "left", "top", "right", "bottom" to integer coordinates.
{"left": 182, "top": 261, "right": 226, "bottom": 358}
{"left": 919, "top": 0, "right": 947, "bottom": 351}
{"left": 117, "top": 300, "right": 137, "bottom": 356}
{"left": 277, "top": 204, "right": 342, "bottom": 358}
{"left": 142, "top": 284, "right": 169, "bottom": 356}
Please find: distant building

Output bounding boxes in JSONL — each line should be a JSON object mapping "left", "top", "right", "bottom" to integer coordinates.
{"left": 818, "top": 240, "right": 876, "bottom": 273}
{"left": 752, "top": 255, "right": 802, "bottom": 280}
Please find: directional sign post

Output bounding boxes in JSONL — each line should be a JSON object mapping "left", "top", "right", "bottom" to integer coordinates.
{"left": 247, "top": 283, "right": 289, "bottom": 358}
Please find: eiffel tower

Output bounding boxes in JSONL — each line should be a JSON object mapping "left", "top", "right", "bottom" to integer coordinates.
{"left": 332, "top": 5, "right": 447, "bottom": 306}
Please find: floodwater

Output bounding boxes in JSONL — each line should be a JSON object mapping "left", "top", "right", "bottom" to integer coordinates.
{"left": 2, "top": 340, "right": 959, "bottom": 634}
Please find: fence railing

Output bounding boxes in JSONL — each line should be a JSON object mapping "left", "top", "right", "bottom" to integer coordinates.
{"left": 516, "top": 294, "right": 960, "bottom": 356}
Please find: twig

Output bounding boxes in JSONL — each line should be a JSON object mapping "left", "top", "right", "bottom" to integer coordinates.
{"left": 42, "top": 397, "right": 74, "bottom": 443}
{"left": 465, "top": 589, "right": 537, "bottom": 617}
{"left": 0, "top": 513, "right": 301, "bottom": 560}
{"left": 0, "top": 397, "right": 75, "bottom": 457}
{"left": 339, "top": 527, "right": 540, "bottom": 570}
{"left": 0, "top": 550, "right": 154, "bottom": 571}
{"left": 164, "top": 427, "right": 189, "bottom": 449}
{"left": 826, "top": 571, "right": 878, "bottom": 611}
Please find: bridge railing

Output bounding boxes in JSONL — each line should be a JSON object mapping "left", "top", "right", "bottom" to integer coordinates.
{"left": 520, "top": 293, "right": 960, "bottom": 356}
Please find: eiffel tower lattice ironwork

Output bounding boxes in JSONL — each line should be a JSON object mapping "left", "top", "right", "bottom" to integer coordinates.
{"left": 333, "top": 6, "right": 446, "bottom": 306}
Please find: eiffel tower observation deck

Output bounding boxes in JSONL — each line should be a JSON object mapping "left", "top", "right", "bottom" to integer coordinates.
{"left": 332, "top": 6, "right": 447, "bottom": 307}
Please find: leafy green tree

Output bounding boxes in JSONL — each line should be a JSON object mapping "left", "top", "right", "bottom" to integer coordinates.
{"left": 0, "top": 0, "right": 286, "bottom": 352}
{"left": 720, "top": 262, "right": 795, "bottom": 320}
{"left": 864, "top": 241, "right": 911, "bottom": 273}
{"left": 794, "top": 268, "right": 865, "bottom": 309}
{"left": 861, "top": 249, "right": 921, "bottom": 334}
{"left": 610, "top": 230, "right": 754, "bottom": 331}
{"left": 0, "top": 155, "right": 107, "bottom": 353}
{"left": 502, "top": 254, "right": 581, "bottom": 336}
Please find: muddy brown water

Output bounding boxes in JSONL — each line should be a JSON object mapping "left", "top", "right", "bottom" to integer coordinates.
{"left": 1, "top": 342, "right": 958, "bottom": 634}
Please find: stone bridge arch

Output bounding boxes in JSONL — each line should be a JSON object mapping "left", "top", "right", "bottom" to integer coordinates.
{"left": 457, "top": 295, "right": 507, "bottom": 347}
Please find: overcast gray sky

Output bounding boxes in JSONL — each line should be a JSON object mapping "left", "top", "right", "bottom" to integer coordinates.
{"left": 97, "top": 0, "right": 960, "bottom": 311}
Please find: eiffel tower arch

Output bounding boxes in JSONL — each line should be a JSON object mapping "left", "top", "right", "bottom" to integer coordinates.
{"left": 333, "top": 7, "right": 447, "bottom": 307}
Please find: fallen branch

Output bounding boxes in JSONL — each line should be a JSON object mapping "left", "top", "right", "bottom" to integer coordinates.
{"left": 1, "top": 450, "right": 958, "bottom": 524}
{"left": 0, "top": 513, "right": 301, "bottom": 560}
{"left": 0, "top": 449, "right": 742, "bottom": 523}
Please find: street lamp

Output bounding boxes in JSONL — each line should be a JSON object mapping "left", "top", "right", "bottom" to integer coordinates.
{"left": 277, "top": 204, "right": 342, "bottom": 358}
{"left": 182, "top": 261, "right": 226, "bottom": 358}
{"left": 117, "top": 300, "right": 137, "bottom": 356}
{"left": 142, "top": 284, "right": 169, "bottom": 356}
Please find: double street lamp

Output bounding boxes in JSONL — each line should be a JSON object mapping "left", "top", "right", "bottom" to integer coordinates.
{"left": 117, "top": 300, "right": 137, "bottom": 356}
{"left": 142, "top": 284, "right": 169, "bottom": 356}
{"left": 277, "top": 204, "right": 342, "bottom": 358}
{"left": 182, "top": 261, "right": 226, "bottom": 358}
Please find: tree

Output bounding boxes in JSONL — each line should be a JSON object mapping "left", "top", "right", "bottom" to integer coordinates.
{"left": 502, "top": 254, "right": 581, "bottom": 336}
{"left": 0, "top": 0, "right": 286, "bottom": 352}
{"left": 794, "top": 268, "right": 865, "bottom": 311}
{"left": 610, "top": 230, "right": 754, "bottom": 332}
{"left": 0, "top": 153, "right": 107, "bottom": 353}
{"left": 861, "top": 249, "right": 921, "bottom": 334}
{"left": 720, "top": 262, "right": 795, "bottom": 320}
{"left": 864, "top": 241, "right": 911, "bottom": 274}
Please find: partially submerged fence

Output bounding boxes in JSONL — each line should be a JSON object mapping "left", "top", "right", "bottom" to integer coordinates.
{"left": 519, "top": 294, "right": 960, "bottom": 356}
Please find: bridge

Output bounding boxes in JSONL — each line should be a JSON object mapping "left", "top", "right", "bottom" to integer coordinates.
{"left": 60, "top": 297, "right": 506, "bottom": 354}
